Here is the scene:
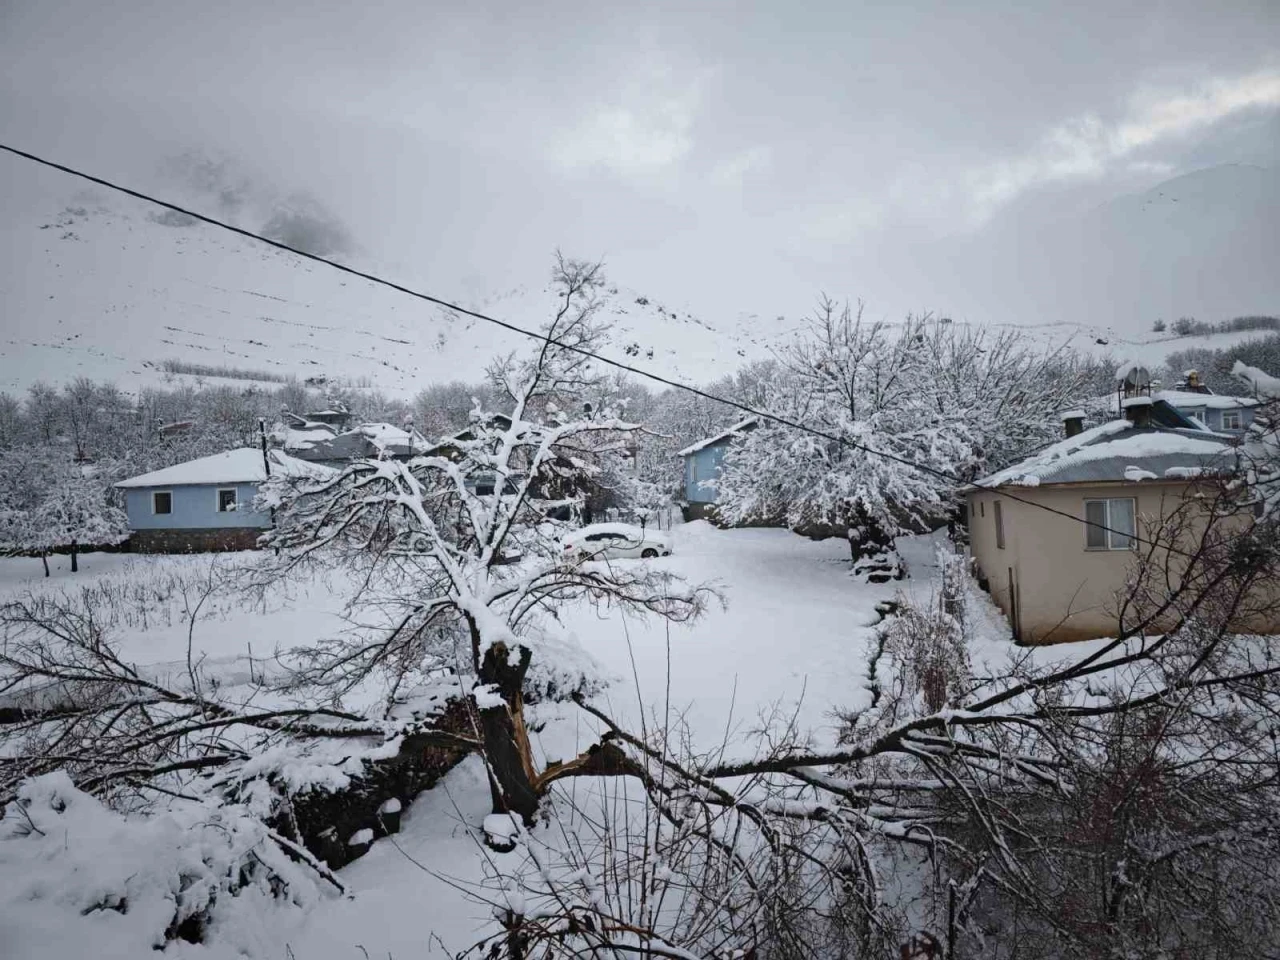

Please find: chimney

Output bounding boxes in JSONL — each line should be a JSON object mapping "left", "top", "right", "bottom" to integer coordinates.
{"left": 1060, "top": 409, "right": 1085, "bottom": 438}
{"left": 1121, "top": 396, "right": 1153, "bottom": 428}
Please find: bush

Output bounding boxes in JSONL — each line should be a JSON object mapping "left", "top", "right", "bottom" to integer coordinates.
{"left": 1173, "top": 316, "right": 1209, "bottom": 336}
{"left": 0, "top": 772, "right": 322, "bottom": 950}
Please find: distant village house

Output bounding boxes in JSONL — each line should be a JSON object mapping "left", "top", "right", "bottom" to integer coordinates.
{"left": 115, "top": 448, "right": 322, "bottom": 553}
{"left": 677, "top": 418, "right": 758, "bottom": 521}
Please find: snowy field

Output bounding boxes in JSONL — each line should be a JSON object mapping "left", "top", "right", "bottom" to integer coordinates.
{"left": 0, "top": 523, "right": 900, "bottom": 749}
{"left": 0, "top": 523, "right": 918, "bottom": 957}
{"left": 1, "top": 522, "right": 1102, "bottom": 959}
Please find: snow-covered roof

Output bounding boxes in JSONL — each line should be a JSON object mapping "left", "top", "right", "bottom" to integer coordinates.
{"left": 286, "top": 422, "right": 430, "bottom": 462}
{"left": 1059, "top": 409, "right": 1086, "bottom": 420}
{"left": 1095, "top": 393, "right": 1215, "bottom": 432}
{"left": 676, "top": 417, "right": 759, "bottom": 457}
{"left": 356, "top": 422, "right": 427, "bottom": 450}
{"left": 974, "top": 421, "right": 1238, "bottom": 488}
{"left": 115, "top": 448, "right": 329, "bottom": 488}
{"left": 1154, "top": 389, "right": 1259, "bottom": 410}
{"left": 280, "top": 425, "right": 338, "bottom": 450}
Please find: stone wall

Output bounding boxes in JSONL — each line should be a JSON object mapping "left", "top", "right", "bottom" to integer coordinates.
{"left": 130, "top": 527, "right": 266, "bottom": 554}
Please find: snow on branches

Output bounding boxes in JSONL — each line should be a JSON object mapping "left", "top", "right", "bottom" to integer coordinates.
{"left": 0, "top": 451, "right": 127, "bottom": 575}
{"left": 715, "top": 301, "right": 1095, "bottom": 569}
{"left": 0, "top": 771, "right": 327, "bottom": 954}
{"left": 260, "top": 256, "right": 713, "bottom": 822}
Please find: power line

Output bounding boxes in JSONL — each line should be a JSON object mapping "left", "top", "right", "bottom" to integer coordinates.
{"left": 0, "top": 141, "right": 1247, "bottom": 559}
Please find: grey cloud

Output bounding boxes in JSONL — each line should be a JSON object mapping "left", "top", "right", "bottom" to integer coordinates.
{"left": 1, "top": 0, "right": 1277, "bottom": 331}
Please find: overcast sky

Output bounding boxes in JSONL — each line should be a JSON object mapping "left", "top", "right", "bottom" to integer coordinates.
{"left": 2, "top": 0, "right": 1278, "bottom": 327}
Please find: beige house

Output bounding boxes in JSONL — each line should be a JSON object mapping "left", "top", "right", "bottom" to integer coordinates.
{"left": 966, "top": 403, "right": 1255, "bottom": 644}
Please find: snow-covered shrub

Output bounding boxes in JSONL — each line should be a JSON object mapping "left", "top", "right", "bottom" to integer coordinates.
{"left": 852, "top": 547, "right": 973, "bottom": 737}
{"left": 460, "top": 763, "right": 912, "bottom": 960}
{"left": 881, "top": 598, "right": 970, "bottom": 714}
{"left": 0, "top": 772, "right": 323, "bottom": 954}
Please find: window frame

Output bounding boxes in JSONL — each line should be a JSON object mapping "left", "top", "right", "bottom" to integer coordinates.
{"left": 1221, "top": 410, "right": 1242, "bottom": 431}
{"left": 152, "top": 490, "right": 173, "bottom": 516}
{"left": 1084, "top": 497, "right": 1137, "bottom": 551}
{"left": 993, "top": 500, "right": 1005, "bottom": 550}
{"left": 216, "top": 487, "right": 238, "bottom": 513}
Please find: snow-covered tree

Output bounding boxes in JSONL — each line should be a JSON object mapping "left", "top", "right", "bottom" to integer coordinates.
{"left": 1, "top": 453, "right": 128, "bottom": 565}
{"left": 716, "top": 302, "right": 974, "bottom": 573}
{"left": 261, "top": 255, "right": 711, "bottom": 822}
{"left": 716, "top": 302, "right": 1095, "bottom": 575}
{"left": 0, "top": 454, "right": 128, "bottom": 575}
{"left": 0, "top": 393, "right": 20, "bottom": 448}
{"left": 915, "top": 319, "right": 1098, "bottom": 472}
{"left": 34, "top": 469, "right": 129, "bottom": 572}
{"left": 24, "top": 382, "right": 62, "bottom": 444}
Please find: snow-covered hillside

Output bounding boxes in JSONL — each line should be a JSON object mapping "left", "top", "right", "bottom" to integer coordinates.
{"left": 0, "top": 183, "right": 784, "bottom": 396}
{"left": 2, "top": 163, "right": 1276, "bottom": 398}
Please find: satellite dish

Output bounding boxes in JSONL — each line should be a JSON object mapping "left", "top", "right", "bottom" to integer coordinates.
{"left": 1116, "top": 362, "right": 1152, "bottom": 391}
{"left": 1125, "top": 367, "right": 1151, "bottom": 390}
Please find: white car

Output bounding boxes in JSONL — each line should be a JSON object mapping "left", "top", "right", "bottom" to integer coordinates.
{"left": 563, "top": 523, "right": 672, "bottom": 562}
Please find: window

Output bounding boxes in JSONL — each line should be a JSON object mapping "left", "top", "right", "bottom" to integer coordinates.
{"left": 152, "top": 490, "right": 172, "bottom": 515}
{"left": 994, "top": 500, "right": 1005, "bottom": 549}
{"left": 979, "top": 501, "right": 985, "bottom": 518}
{"left": 1085, "top": 498, "right": 1136, "bottom": 550}
{"left": 217, "top": 488, "right": 238, "bottom": 513}
{"left": 1189, "top": 410, "right": 1206, "bottom": 423}
{"left": 1221, "top": 410, "right": 1242, "bottom": 430}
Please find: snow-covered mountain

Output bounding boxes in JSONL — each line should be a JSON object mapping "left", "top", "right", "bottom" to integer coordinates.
{"left": 0, "top": 183, "right": 787, "bottom": 397}
{"left": 1, "top": 162, "right": 1276, "bottom": 397}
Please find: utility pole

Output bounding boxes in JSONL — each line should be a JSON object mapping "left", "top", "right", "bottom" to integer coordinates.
{"left": 258, "top": 418, "right": 271, "bottom": 477}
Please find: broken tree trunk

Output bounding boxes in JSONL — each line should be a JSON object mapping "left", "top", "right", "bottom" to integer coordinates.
{"left": 477, "top": 641, "right": 541, "bottom": 825}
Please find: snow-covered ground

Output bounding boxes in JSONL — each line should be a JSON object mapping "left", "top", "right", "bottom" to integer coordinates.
{"left": 0, "top": 522, "right": 1036, "bottom": 958}
{"left": 0, "top": 522, "right": 902, "bottom": 756}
